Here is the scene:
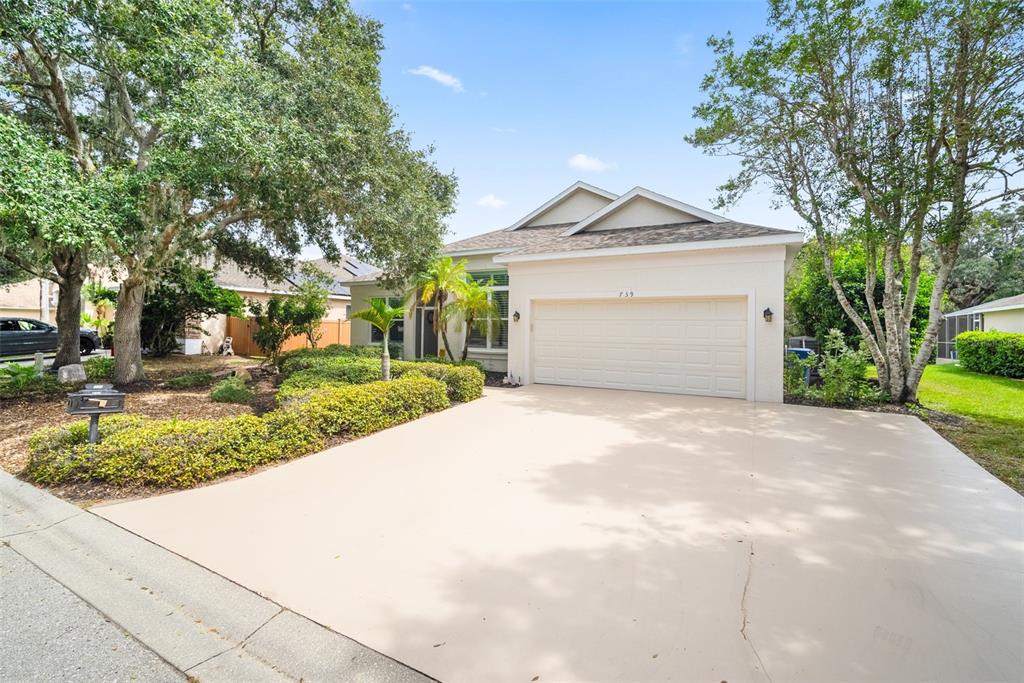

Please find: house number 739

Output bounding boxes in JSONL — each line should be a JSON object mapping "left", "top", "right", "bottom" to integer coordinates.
{"left": 619, "top": 290, "right": 635, "bottom": 297}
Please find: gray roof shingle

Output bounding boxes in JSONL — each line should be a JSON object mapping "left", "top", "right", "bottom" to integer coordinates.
{"left": 472, "top": 220, "right": 799, "bottom": 258}
{"left": 945, "top": 292, "right": 1024, "bottom": 317}
{"left": 350, "top": 220, "right": 802, "bottom": 284}
{"left": 213, "top": 256, "right": 373, "bottom": 297}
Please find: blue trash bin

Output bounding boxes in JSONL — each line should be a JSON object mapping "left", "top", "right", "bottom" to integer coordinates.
{"left": 785, "top": 347, "right": 813, "bottom": 385}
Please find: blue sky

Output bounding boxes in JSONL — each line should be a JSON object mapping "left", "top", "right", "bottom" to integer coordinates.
{"left": 352, "top": 0, "right": 802, "bottom": 243}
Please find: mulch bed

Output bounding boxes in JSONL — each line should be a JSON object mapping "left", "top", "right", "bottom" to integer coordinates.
{"left": 0, "top": 360, "right": 281, "bottom": 505}
{"left": 784, "top": 393, "right": 970, "bottom": 426}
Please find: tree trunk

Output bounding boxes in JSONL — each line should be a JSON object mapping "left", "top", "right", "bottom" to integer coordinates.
{"left": 434, "top": 292, "right": 455, "bottom": 360}
{"left": 112, "top": 277, "right": 146, "bottom": 384}
{"left": 461, "top": 315, "right": 473, "bottom": 362}
{"left": 50, "top": 250, "right": 87, "bottom": 371}
{"left": 381, "top": 343, "right": 391, "bottom": 381}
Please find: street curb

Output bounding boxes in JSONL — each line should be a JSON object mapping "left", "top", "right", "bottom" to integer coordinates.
{"left": 1, "top": 472, "right": 436, "bottom": 683}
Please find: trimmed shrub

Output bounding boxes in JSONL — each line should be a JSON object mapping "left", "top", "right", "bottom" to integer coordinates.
{"left": 956, "top": 331, "right": 1024, "bottom": 378}
{"left": 26, "top": 415, "right": 151, "bottom": 484}
{"left": 276, "top": 356, "right": 484, "bottom": 404}
{"left": 398, "top": 362, "right": 483, "bottom": 402}
{"left": 165, "top": 372, "right": 216, "bottom": 389}
{"left": 25, "top": 376, "right": 448, "bottom": 488}
{"left": 83, "top": 356, "right": 115, "bottom": 382}
{"left": 210, "top": 376, "right": 254, "bottom": 403}
{"left": 284, "top": 375, "right": 449, "bottom": 437}
{"left": 277, "top": 343, "right": 401, "bottom": 374}
{"left": 414, "top": 355, "right": 485, "bottom": 374}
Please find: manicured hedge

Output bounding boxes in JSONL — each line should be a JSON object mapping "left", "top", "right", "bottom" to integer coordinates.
{"left": 25, "top": 376, "right": 449, "bottom": 488}
{"left": 956, "top": 331, "right": 1024, "bottom": 379}
{"left": 278, "top": 343, "right": 402, "bottom": 374}
{"left": 277, "top": 356, "right": 484, "bottom": 404}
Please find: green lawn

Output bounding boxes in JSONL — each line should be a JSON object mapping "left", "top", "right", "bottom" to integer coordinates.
{"left": 908, "top": 364, "right": 1023, "bottom": 493}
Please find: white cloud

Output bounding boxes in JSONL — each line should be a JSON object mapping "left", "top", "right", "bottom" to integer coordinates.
{"left": 491, "top": 127, "right": 517, "bottom": 134}
{"left": 476, "top": 193, "right": 508, "bottom": 209}
{"left": 568, "top": 153, "right": 615, "bottom": 172}
{"left": 401, "top": 3, "right": 413, "bottom": 10}
{"left": 407, "top": 65, "right": 463, "bottom": 92}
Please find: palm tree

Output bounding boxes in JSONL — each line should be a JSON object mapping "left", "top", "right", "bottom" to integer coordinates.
{"left": 453, "top": 277, "right": 502, "bottom": 361}
{"left": 407, "top": 256, "right": 467, "bottom": 360}
{"left": 350, "top": 298, "right": 406, "bottom": 380}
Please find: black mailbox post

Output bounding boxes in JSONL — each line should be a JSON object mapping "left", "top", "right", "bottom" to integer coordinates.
{"left": 67, "top": 384, "right": 126, "bottom": 443}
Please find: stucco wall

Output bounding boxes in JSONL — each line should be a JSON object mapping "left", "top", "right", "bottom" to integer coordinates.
{"left": 1, "top": 277, "right": 116, "bottom": 326}
{"left": 526, "top": 189, "right": 613, "bottom": 226}
{"left": 586, "top": 196, "right": 699, "bottom": 230}
{"left": 985, "top": 309, "right": 1024, "bottom": 334}
{"left": 503, "top": 245, "right": 789, "bottom": 402}
{"left": 349, "top": 283, "right": 416, "bottom": 359}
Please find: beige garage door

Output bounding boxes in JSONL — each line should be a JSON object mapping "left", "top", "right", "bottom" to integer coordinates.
{"left": 531, "top": 297, "right": 748, "bottom": 398}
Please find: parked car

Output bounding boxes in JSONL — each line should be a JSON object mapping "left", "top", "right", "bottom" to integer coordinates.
{"left": 0, "top": 318, "right": 103, "bottom": 357}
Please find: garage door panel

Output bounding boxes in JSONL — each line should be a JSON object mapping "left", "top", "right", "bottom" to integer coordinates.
{"left": 532, "top": 297, "right": 748, "bottom": 399}
{"left": 715, "top": 323, "right": 746, "bottom": 344}
{"left": 686, "top": 324, "right": 713, "bottom": 342}
{"left": 716, "top": 376, "right": 745, "bottom": 396}
{"left": 715, "top": 350, "right": 745, "bottom": 370}
{"left": 685, "top": 374, "right": 713, "bottom": 390}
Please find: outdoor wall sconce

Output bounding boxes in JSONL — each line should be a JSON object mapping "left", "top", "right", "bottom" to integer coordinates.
{"left": 513, "top": 311, "right": 520, "bottom": 322}
{"left": 763, "top": 307, "right": 774, "bottom": 323}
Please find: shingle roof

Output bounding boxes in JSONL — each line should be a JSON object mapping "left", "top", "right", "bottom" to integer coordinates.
{"left": 443, "top": 224, "right": 572, "bottom": 252}
{"left": 349, "top": 220, "right": 801, "bottom": 284}
{"left": 462, "top": 220, "right": 799, "bottom": 258}
{"left": 212, "top": 256, "right": 373, "bottom": 297}
{"left": 945, "top": 293, "right": 1024, "bottom": 318}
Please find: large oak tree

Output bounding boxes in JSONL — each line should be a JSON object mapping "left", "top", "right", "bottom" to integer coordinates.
{"left": 689, "top": 0, "right": 1024, "bottom": 402}
{"left": 1, "top": 0, "right": 456, "bottom": 383}
{"left": 0, "top": 114, "right": 111, "bottom": 368}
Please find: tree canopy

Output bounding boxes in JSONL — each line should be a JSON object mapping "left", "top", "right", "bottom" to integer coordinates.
{"left": 1, "top": 0, "right": 456, "bottom": 382}
{"left": 140, "top": 262, "right": 245, "bottom": 356}
{"left": 943, "top": 203, "right": 1024, "bottom": 310}
{"left": 787, "top": 242, "right": 934, "bottom": 350}
{"left": 689, "top": 0, "right": 1024, "bottom": 401}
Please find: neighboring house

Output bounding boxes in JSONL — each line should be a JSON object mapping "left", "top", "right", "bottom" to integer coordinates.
{"left": 1, "top": 275, "right": 117, "bottom": 327}
{"left": 937, "top": 293, "right": 1024, "bottom": 361}
{"left": 350, "top": 182, "right": 803, "bottom": 402}
{"left": 0, "top": 278, "right": 56, "bottom": 323}
{"left": 187, "top": 256, "right": 374, "bottom": 355}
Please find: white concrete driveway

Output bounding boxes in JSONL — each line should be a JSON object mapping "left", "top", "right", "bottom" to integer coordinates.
{"left": 97, "top": 385, "right": 1023, "bottom": 682}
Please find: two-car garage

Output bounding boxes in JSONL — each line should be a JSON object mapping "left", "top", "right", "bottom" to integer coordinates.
{"left": 530, "top": 296, "right": 749, "bottom": 399}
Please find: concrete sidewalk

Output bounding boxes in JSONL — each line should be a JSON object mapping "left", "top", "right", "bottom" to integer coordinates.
{"left": 1, "top": 544, "right": 183, "bottom": 682}
{"left": 0, "top": 472, "right": 433, "bottom": 683}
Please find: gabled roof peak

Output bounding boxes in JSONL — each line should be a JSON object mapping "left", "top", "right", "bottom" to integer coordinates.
{"left": 561, "top": 186, "right": 729, "bottom": 236}
{"left": 505, "top": 181, "right": 618, "bottom": 231}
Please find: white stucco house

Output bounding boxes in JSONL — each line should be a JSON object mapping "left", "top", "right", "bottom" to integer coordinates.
{"left": 936, "top": 292, "right": 1024, "bottom": 361}
{"left": 349, "top": 182, "right": 804, "bottom": 402}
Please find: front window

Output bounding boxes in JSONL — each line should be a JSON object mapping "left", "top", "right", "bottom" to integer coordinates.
{"left": 369, "top": 297, "right": 404, "bottom": 345}
{"left": 467, "top": 271, "right": 508, "bottom": 351}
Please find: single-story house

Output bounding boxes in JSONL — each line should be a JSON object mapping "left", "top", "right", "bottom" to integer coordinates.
{"left": 185, "top": 256, "right": 374, "bottom": 355}
{"left": 937, "top": 293, "right": 1024, "bottom": 361}
{"left": 350, "top": 182, "right": 804, "bottom": 402}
